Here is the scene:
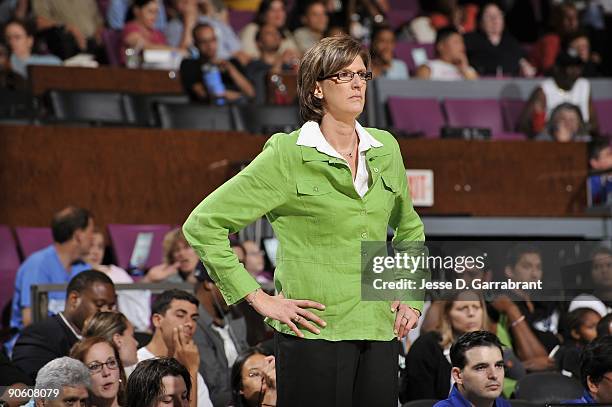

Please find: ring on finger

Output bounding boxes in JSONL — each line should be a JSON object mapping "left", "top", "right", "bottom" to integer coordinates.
{"left": 293, "top": 316, "right": 301, "bottom": 323}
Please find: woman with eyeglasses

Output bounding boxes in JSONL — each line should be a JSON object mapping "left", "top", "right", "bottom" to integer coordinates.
{"left": 82, "top": 312, "right": 139, "bottom": 373}
{"left": 70, "top": 337, "right": 127, "bottom": 407}
{"left": 184, "top": 34, "right": 425, "bottom": 405}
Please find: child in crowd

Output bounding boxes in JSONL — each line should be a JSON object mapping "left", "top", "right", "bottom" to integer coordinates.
{"left": 556, "top": 307, "right": 602, "bottom": 379}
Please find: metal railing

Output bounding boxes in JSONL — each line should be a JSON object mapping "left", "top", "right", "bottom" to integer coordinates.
{"left": 31, "top": 282, "right": 194, "bottom": 324}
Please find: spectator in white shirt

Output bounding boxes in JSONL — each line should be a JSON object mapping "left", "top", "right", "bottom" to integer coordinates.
{"left": 415, "top": 26, "right": 478, "bottom": 80}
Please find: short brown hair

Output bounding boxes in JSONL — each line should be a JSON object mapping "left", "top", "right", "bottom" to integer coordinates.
{"left": 70, "top": 336, "right": 127, "bottom": 405}
{"left": 297, "top": 35, "right": 370, "bottom": 123}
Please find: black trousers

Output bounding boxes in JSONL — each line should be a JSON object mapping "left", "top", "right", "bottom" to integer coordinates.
{"left": 274, "top": 332, "right": 399, "bottom": 407}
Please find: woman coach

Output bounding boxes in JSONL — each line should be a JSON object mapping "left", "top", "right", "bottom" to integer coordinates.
{"left": 183, "top": 35, "right": 425, "bottom": 406}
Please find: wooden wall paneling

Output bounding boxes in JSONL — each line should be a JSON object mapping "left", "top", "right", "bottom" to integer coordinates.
{"left": 28, "top": 66, "right": 184, "bottom": 96}
{"left": 0, "top": 125, "right": 589, "bottom": 229}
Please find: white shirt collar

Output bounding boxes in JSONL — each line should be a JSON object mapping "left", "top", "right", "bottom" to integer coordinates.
{"left": 296, "top": 120, "right": 383, "bottom": 159}
{"left": 58, "top": 311, "right": 83, "bottom": 340}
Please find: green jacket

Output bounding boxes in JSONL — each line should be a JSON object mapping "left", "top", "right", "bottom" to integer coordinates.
{"left": 183, "top": 126, "right": 425, "bottom": 341}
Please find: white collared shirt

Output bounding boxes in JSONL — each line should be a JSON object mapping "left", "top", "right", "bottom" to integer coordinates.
{"left": 295, "top": 121, "right": 384, "bottom": 197}
{"left": 58, "top": 312, "right": 83, "bottom": 341}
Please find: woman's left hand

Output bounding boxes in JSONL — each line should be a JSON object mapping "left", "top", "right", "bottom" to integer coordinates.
{"left": 390, "top": 301, "right": 420, "bottom": 340}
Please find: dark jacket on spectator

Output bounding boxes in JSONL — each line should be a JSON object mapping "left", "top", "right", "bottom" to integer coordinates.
{"left": 464, "top": 31, "right": 525, "bottom": 77}
{"left": 0, "top": 351, "right": 32, "bottom": 386}
{"left": 555, "top": 341, "right": 582, "bottom": 380}
{"left": 400, "top": 331, "right": 451, "bottom": 403}
{"left": 194, "top": 305, "right": 249, "bottom": 407}
{"left": 11, "top": 314, "right": 80, "bottom": 381}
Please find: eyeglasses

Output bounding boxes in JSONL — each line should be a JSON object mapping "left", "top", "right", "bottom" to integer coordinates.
{"left": 320, "top": 71, "right": 373, "bottom": 83}
{"left": 87, "top": 358, "right": 118, "bottom": 374}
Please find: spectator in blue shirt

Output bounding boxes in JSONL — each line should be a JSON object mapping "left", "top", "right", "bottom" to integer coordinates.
{"left": 107, "top": 0, "right": 166, "bottom": 31}
{"left": 10, "top": 206, "right": 94, "bottom": 331}
{"left": 370, "top": 25, "right": 409, "bottom": 80}
{"left": 564, "top": 336, "right": 612, "bottom": 404}
{"left": 434, "top": 331, "right": 510, "bottom": 407}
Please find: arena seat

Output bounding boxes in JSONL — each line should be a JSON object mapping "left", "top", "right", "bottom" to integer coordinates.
{"left": 513, "top": 372, "right": 583, "bottom": 404}
{"left": 0, "top": 88, "right": 36, "bottom": 124}
{"left": 129, "top": 93, "right": 190, "bottom": 127}
{"left": 47, "top": 90, "right": 136, "bottom": 126}
{"left": 236, "top": 104, "right": 300, "bottom": 134}
{"left": 228, "top": 9, "right": 255, "bottom": 33}
{"left": 14, "top": 227, "right": 53, "bottom": 259}
{"left": 387, "top": 97, "right": 445, "bottom": 138}
{"left": 501, "top": 99, "right": 527, "bottom": 133}
{"left": 508, "top": 400, "right": 541, "bottom": 407}
{"left": 395, "top": 42, "right": 435, "bottom": 73}
{"left": 107, "top": 224, "right": 172, "bottom": 271}
{"left": 156, "top": 103, "right": 240, "bottom": 131}
{"left": 0, "top": 225, "right": 21, "bottom": 325}
{"left": 444, "top": 98, "right": 504, "bottom": 136}
{"left": 593, "top": 99, "right": 612, "bottom": 137}
{"left": 101, "top": 28, "right": 122, "bottom": 67}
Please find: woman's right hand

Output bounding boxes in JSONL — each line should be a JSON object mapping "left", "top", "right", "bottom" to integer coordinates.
{"left": 246, "top": 290, "right": 327, "bottom": 338}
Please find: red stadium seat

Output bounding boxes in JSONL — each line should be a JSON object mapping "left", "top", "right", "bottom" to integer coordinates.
{"left": 107, "top": 224, "right": 172, "bottom": 271}
{"left": 444, "top": 99, "right": 503, "bottom": 134}
{"left": 501, "top": 99, "right": 526, "bottom": 133}
{"left": 101, "top": 28, "right": 122, "bottom": 67}
{"left": 0, "top": 225, "right": 21, "bottom": 322}
{"left": 387, "top": 97, "right": 445, "bottom": 138}
{"left": 395, "top": 42, "right": 435, "bottom": 74}
{"left": 14, "top": 226, "right": 53, "bottom": 259}
{"left": 593, "top": 99, "right": 612, "bottom": 137}
{"left": 229, "top": 9, "right": 255, "bottom": 33}
{"left": 443, "top": 98, "right": 525, "bottom": 140}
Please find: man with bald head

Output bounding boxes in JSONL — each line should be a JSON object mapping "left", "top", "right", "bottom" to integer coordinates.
{"left": 10, "top": 206, "right": 94, "bottom": 331}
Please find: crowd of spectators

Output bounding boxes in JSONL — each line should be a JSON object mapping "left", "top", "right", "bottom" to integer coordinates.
{"left": 1, "top": 205, "right": 612, "bottom": 406}
{"left": 1, "top": 2, "right": 612, "bottom": 403}
{"left": 0, "top": 1, "right": 611, "bottom": 141}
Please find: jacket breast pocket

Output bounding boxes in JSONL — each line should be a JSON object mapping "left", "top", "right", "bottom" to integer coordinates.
{"left": 296, "top": 179, "right": 336, "bottom": 241}
{"left": 381, "top": 174, "right": 399, "bottom": 194}
{"left": 380, "top": 174, "right": 399, "bottom": 216}
{"left": 296, "top": 179, "right": 333, "bottom": 197}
